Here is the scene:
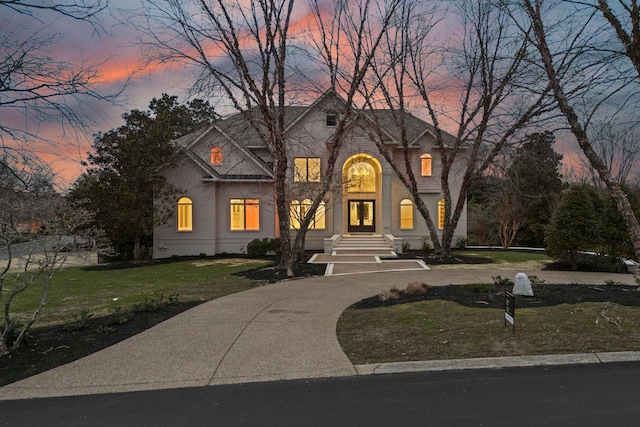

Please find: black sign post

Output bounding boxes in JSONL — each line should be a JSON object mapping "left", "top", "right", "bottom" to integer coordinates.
{"left": 505, "top": 291, "right": 515, "bottom": 333}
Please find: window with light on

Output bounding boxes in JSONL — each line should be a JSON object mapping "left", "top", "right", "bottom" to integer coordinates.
{"left": 290, "top": 199, "right": 326, "bottom": 230}
{"left": 210, "top": 146, "right": 222, "bottom": 165}
{"left": 421, "top": 153, "right": 432, "bottom": 177}
{"left": 177, "top": 197, "right": 193, "bottom": 231}
{"left": 438, "top": 199, "right": 445, "bottom": 229}
{"left": 230, "top": 199, "right": 260, "bottom": 230}
{"left": 294, "top": 158, "right": 321, "bottom": 182}
{"left": 400, "top": 199, "right": 414, "bottom": 229}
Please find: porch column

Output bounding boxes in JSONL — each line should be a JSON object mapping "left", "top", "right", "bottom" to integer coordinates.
{"left": 382, "top": 170, "right": 392, "bottom": 234}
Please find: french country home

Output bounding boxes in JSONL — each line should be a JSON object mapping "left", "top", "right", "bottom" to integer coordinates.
{"left": 153, "top": 91, "right": 467, "bottom": 258}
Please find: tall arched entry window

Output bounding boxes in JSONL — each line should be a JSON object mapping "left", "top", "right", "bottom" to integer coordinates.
{"left": 342, "top": 154, "right": 381, "bottom": 233}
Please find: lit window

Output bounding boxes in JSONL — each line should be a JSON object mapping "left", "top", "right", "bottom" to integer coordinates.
{"left": 290, "top": 199, "right": 326, "bottom": 230}
{"left": 400, "top": 199, "right": 414, "bottom": 230}
{"left": 294, "top": 157, "right": 321, "bottom": 182}
{"left": 326, "top": 112, "right": 336, "bottom": 126}
{"left": 438, "top": 199, "right": 446, "bottom": 229}
{"left": 347, "top": 160, "right": 376, "bottom": 192}
{"left": 210, "top": 146, "right": 222, "bottom": 165}
{"left": 177, "top": 197, "right": 193, "bottom": 231}
{"left": 230, "top": 199, "right": 260, "bottom": 231}
{"left": 421, "top": 153, "right": 432, "bottom": 176}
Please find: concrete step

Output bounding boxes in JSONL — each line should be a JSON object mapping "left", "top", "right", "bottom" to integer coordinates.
{"left": 332, "top": 234, "right": 396, "bottom": 257}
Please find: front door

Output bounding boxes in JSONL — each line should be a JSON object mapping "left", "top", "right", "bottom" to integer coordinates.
{"left": 348, "top": 200, "right": 375, "bottom": 233}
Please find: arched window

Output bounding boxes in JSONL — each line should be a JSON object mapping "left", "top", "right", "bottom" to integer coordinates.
{"left": 400, "top": 199, "right": 414, "bottom": 230}
{"left": 210, "top": 146, "right": 222, "bottom": 165}
{"left": 421, "top": 153, "right": 432, "bottom": 176}
{"left": 438, "top": 199, "right": 446, "bottom": 229}
{"left": 347, "top": 161, "right": 376, "bottom": 192}
{"left": 289, "top": 199, "right": 326, "bottom": 230}
{"left": 177, "top": 197, "right": 193, "bottom": 231}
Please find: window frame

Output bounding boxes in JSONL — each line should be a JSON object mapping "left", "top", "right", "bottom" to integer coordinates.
{"left": 210, "top": 146, "right": 223, "bottom": 165}
{"left": 289, "top": 199, "right": 326, "bottom": 230}
{"left": 421, "top": 153, "right": 432, "bottom": 177}
{"left": 438, "top": 199, "right": 446, "bottom": 229}
{"left": 230, "top": 198, "right": 260, "bottom": 231}
{"left": 326, "top": 112, "right": 337, "bottom": 127}
{"left": 399, "top": 198, "right": 414, "bottom": 230}
{"left": 293, "top": 157, "right": 321, "bottom": 182}
{"left": 177, "top": 197, "right": 193, "bottom": 232}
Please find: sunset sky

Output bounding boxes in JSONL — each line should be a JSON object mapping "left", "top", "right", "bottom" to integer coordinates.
{"left": 0, "top": 0, "right": 610, "bottom": 189}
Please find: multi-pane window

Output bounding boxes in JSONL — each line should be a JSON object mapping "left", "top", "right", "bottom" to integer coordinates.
{"left": 438, "top": 199, "right": 446, "bottom": 229}
{"left": 290, "top": 200, "right": 326, "bottom": 230}
{"left": 294, "top": 157, "right": 321, "bottom": 182}
{"left": 421, "top": 153, "right": 432, "bottom": 176}
{"left": 326, "top": 112, "right": 336, "bottom": 126}
{"left": 400, "top": 199, "right": 414, "bottom": 230}
{"left": 230, "top": 199, "right": 260, "bottom": 231}
{"left": 177, "top": 197, "right": 193, "bottom": 231}
{"left": 210, "top": 146, "right": 222, "bottom": 165}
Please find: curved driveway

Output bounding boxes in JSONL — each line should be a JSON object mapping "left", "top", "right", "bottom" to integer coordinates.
{"left": 2, "top": 265, "right": 638, "bottom": 400}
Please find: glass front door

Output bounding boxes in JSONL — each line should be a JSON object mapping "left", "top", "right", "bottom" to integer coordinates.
{"left": 348, "top": 200, "right": 375, "bottom": 233}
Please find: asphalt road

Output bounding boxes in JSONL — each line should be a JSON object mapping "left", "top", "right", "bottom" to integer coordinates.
{"left": 2, "top": 362, "right": 639, "bottom": 426}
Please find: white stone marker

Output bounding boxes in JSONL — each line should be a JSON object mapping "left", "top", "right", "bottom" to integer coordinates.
{"left": 513, "top": 272, "right": 534, "bottom": 296}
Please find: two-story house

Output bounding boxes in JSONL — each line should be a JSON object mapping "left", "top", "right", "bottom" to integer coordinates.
{"left": 153, "top": 91, "right": 467, "bottom": 258}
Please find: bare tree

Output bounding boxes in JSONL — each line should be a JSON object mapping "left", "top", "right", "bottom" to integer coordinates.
{"left": 140, "top": 0, "right": 400, "bottom": 275}
{"left": 140, "top": 0, "right": 299, "bottom": 270}
{"left": 0, "top": 154, "right": 95, "bottom": 355}
{"left": 518, "top": 0, "right": 640, "bottom": 262}
{"left": 363, "top": 0, "right": 555, "bottom": 256}
{"left": 0, "top": 0, "right": 118, "bottom": 150}
{"left": 576, "top": 122, "right": 640, "bottom": 187}
{"left": 284, "top": 0, "right": 402, "bottom": 270}
{"left": 494, "top": 186, "right": 529, "bottom": 248}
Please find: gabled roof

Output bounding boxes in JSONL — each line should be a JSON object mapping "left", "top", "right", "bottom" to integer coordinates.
{"left": 364, "top": 109, "right": 457, "bottom": 147}
{"left": 170, "top": 93, "right": 458, "bottom": 181}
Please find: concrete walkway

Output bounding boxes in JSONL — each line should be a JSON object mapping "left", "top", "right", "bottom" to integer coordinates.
{"left": 2, "top": 264, "right": 639, "bottom": 400}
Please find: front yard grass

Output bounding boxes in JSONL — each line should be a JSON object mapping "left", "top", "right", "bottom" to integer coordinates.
{"left": 338, "top": 300, "right": 640, "bottom": 364}
{"left": 4, "top": 257, "right": 270, "bottom": 327}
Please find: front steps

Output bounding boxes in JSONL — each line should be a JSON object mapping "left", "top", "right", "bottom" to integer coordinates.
{"left": 330, "top": 234, "right": 397, "bottom": 257}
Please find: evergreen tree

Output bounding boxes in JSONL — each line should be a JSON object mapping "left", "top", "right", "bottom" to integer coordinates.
{"left": 506, "top": 132, "right": 563, "bottom": 246}
{"left": 545, "top": 185, "right": 600, "bottom": 270}
{"left": 70, "top": 94, "right": 216, "bottom": 259}
{"left": 599, "top": 184, "right": 640, "bottom": 263}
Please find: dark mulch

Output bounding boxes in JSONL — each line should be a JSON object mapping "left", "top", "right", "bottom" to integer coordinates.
{"left": 352, "top": 283, "right": 640, "bottom": 310}
{"left": 233, "top": 255, "right": 327, "bottom": 282}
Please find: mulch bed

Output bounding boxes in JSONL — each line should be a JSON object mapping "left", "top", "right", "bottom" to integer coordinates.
{"left": 352, "top": 283, "right": 640, "bottom": 310}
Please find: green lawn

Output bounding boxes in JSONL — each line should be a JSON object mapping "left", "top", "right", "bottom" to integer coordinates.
{"left": 338, "top": 300, "right": 640, "bottom": 364}
{"left": 454, "top": 249, "right": 551, "bottom": 263}
{"left": 3, "top": 257, "right": 269, "bottom": 327}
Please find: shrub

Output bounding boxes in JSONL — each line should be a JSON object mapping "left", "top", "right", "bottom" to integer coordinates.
{"left": 247, "top": 238, "right": 281, "bottom": 258}
{"left": 379, "top": 286, "right": 402, "bottom": 302}
{"left": 492, "top": 275, "right": 513, "bottom": 286}
{"left": 405, "top": 282, "right": 430, "bottom": 295}
{"left": 132, "top": 292, "right": 179, "bottom": 312}
{"left": 465, "top": 283, "right": 495, "bottom": 293}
